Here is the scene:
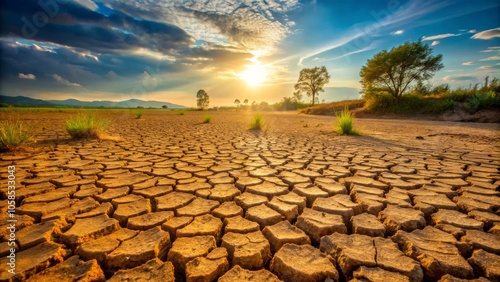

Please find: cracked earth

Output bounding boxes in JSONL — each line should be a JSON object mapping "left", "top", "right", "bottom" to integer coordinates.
{"left": 0, "top": 110, "right": 499, "bottom": 282}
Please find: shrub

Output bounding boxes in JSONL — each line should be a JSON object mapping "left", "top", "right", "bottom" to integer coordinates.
{"left": 335, "top": 107, "right": 359, "bottom": 135}
{"left": 178, "top": 110, "right": 185, "bottom": 115}
{"left": 0, "top": 120, "right": 33, "bottom": 151}
{"left": 249, "top": 114, "right": 264, "bottom": 130}
{"left": 65, "top": 112, "right": 110, "bottom": 139}
{"left": 465, "top": 92, "right": 500, "bottom": 113}
{"left": 132, "top": 109, "right": 144, "bottom": 119}
{"left": 202, "top": 115, "right": 211, "bottom": 123}
{"left": 364, "top": 93, "right": 454, "bottom": 114}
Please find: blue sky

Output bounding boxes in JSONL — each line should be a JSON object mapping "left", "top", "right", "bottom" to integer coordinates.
{"left": 1, "top": 0, "right": 499, "bottom": 106}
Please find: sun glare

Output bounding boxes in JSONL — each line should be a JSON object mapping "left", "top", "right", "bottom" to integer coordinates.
{"left": 241, "top": 63, "right": 268, "bottom": 86}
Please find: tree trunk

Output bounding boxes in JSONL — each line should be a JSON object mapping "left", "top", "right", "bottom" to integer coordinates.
{"left": 312, "top": 92, "right": 315, "bottom": 106}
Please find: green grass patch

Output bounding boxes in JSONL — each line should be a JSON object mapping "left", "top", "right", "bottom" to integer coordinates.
{"left": 132, "top": 108, "right": 145, "bottom": 119}
{"left": 65, "top": 112, "right": 111, "bottom": 139}
{"left": 335, "top": 107, "right": 359, "bottom": 135}
{"left": 249, "top": 114, "right": 264, "bottom": 130}
{"left": 178, "top": 110, "right": 186, "bottom": 115}
{"left": 202, "top": 115, "right": 212, "bottom": 123}
{"left": 0, "top": 119, "right": 33, "bottom": 151}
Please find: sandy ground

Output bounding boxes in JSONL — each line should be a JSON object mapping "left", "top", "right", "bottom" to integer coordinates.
{"left": 0, "top": 110, "right": 499, "bottom": 281}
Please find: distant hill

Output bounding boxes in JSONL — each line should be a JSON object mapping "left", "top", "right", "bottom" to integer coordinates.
{"left": 0, "top": 95, "right": 55, "bottom": 107}
{"left": 0, "top": 95, "right": 186, "bottom": 108}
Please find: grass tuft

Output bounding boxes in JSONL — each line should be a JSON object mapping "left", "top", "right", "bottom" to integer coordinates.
{"left": 249, "top": 114, "right": 264, "bottom": 130}
{"left": 65, "top": 112, "right": 111, "bottom": 139}
{"left": 0, "top": 120, "right": 33, "bottom": 151}
{"left": 335, "top": 106, "right": 359, "bottom": 135}
{"left": 202, "top": 115, "right": 212, "bottom": 123}
{"left": 132, "top": 109, "right": 145, "bottom": 119}
{"left": 178, "top": 110, "right": 186, "bottom": 115}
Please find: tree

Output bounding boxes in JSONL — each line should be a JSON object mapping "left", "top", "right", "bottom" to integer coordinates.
{"left": 196, "top": 89, "right": 209, "bottom": 110}
{"left": 162, "top": 105, "right": 168, "bottom": 109}
{"left": 243, "top": 99, "right": 248, "bottom": 106}
{"left": 294, "top": 66, "right": 330, "bottom": 106}
{"left": 360, "top": 41, "right": 443, "bottom": 103}
{"left": 234, "top": 99, "right": 241, "bottom": 107}
{"left": 292, "top": 91, "right": 303, "bottom": 103}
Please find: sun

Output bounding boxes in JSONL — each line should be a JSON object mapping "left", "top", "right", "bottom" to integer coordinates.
{"left": 240, "top": 62, "right": 269, "bottom": 86}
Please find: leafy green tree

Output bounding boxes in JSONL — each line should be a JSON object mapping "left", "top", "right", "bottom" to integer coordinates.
{"left": 196, "top": 89, "right": 210, "bottom": 110}
{"left": 294, "top": 66, "right": 330, "bottom": 106}
{"left": 360, "top": 41, "right": 443, "bottom": 103}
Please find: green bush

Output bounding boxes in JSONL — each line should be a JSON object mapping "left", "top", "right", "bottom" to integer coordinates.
{"left": 465, "top": 92, "right": 500, "bottom": 113}
{"left": 178, "top": 110, "right": 185, "bottom": 115}
{"left": 0, "top": 120, "right": 33, "bottom": 151}
{"left": 132, "top": 109, "right": 144, "bottom": 119}
{"left": 365, "top": 93, "right": 454, "bottom": 114}
{"left": 65, "top": 112, "right": 110, "bottom": 139}
{"left": 335, "top": 107, "right": 359, "bottom": 135}
{"left": 202, "top": 115, "right": 211, "bottom": 123}
{"left": 249, "top": 114, "right": 264, "bottom": 130}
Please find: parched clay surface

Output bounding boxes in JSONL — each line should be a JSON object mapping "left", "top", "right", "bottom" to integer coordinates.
{"left": 0, "top": 110, "right": 499, "bottom": 281}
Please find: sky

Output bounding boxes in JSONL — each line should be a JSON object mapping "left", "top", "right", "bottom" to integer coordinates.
{"left": 1, "top": 0, "right": 499, "bottom": 107}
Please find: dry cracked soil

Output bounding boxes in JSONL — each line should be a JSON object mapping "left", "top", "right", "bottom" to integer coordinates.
{"left": 0, "top": 110, "right": 499, "bottom": 282}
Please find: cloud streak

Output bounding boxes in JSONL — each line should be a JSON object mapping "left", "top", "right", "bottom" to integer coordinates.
{"left": 422, "top": 33, "right": 460, "bottom": 41}
{"left": 52, "top": 74, "right": 81, "bottom": 87}
{"left": 479, "top": 56, "right": 500, "bottom": 61}
{"left": 471, "top": 27, "right": 500, "bottom": 40}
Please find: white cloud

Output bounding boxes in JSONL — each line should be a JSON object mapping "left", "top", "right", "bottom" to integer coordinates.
{"left": 462, "top": 61, "right": 474, "bottom": 66}
{"left": 431, "top": 40, "right": 440, "bottom": 46}
{"left": 422, "top": 33, "right": 461, "bottom": 41}
{"left": 481, "top": 46, "right": 500, "bottom": 53}
{"left": 471, "top": 27, "right": 500, "bottom": 40}
{"left": 443, "top": 75, "right": 476, "bottom": 82}
{"left": 468, "top": 29, "right": 476, "bottom": 33}
{"left": 478, "top": 65, "right": 493, "bottom": 70}
{"left": 391, "top": 30, "right": 404, "bottom": 35}
{"left": 480, "top": 56, "right": 500, "bottom": 61}
{"left": 52, "top": 74, "right": 81, "bottom": 87}
{"left": 18, "top": 73, "right": 36, "bottom": 80}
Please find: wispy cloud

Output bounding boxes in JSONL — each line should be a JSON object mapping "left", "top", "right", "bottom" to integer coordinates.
{"left": 480, "top": 56, "right": 500, "bottom": 61}
{"left": 468, "top": 29, "right": 476, "bottom": 33}
{"left": 52, "top": 74, "right": 81, "bottom": 87}
{"left": 443, "top": 75, "right": 476, "bottom": 82}
{"left": 18, "top": 73, "right": 36, "bottom": 80}
{"left": 391, "top": 30, "right": 404, "bottom": 35}
{"left": 478, "top": 65, "right": 493, "bottom": 70}
{"left": 481, "top": 46, "right": 500, "bottom": 52}
{"left": 462, "top": 61, "right": 474, "bottom": 65}
{"left": 422, "top": 33, "right": 460, "bottom": 41}
{"left": 431, "top": 40, "right": 440, "bottom": 46}
{"left": 471, "top": 27, "right": 500, "bottom": 40}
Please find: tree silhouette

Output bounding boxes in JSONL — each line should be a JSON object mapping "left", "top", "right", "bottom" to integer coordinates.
{"left": 234, "top": 99, "right": 241, "bottom": 107}
{"left": 294, "top": 66, "right": 330, "bottom": 106}
{"left": 360, "top": 41, "right": 443, "bottom": 103}
{"left": 196, "top": 89, "right": 210, "bottom": 110}
{"left": 243, "top": 99, "right": 248, "bottom": 106}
